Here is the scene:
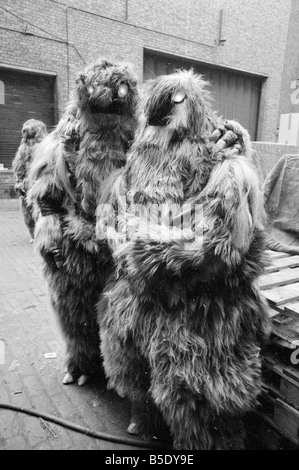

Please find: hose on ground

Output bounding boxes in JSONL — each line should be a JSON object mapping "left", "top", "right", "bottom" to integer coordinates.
{"left": 0, "top": 403, "right": 166, "bottom": 450}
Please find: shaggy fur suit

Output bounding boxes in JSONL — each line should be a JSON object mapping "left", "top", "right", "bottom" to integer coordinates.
{"left": 28, "top": 59, "right": 138, "bottom": 386}
{"left": 12, "top": 119, "right": 48, "bottom": 240}
{"left": 97, "top": 70, "right": 271, "bottom": 450}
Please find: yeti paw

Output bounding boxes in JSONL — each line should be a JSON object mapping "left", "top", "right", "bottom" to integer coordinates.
{"left": 77, "top": 374, "right": 89, "bottom": 386}
{"left": 107, "top": 380, "right": 127, "bottom": 398}
{"left": 63, "top": 371, "right": 75, "bottom": 385}
{"left": 127, "top": 422, "right": 140, "bottom": 436}
{"left": 63, "top": 371, "right": 89, "bottom": 386}
{"left": 107, "top": 380, "right": 114, "bottom": 391}
{"left": 116, "top": 388, "right": 127, "bottom": 399}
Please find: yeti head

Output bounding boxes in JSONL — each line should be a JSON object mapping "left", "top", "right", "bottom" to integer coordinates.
{"left": 138, "top": 69, "right": 215, "bottom": 138}
{"left": 21, "top": 119, "right": 48, "bottom": 143}
{"left": 75, "top": 59, "right": 138, "bottom": 116}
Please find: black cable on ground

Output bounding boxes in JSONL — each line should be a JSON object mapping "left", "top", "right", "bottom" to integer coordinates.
{"left": 0, "top": 403, "right": 166, "bottom": 450}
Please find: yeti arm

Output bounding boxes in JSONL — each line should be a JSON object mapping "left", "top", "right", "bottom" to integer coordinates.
{"left": 27, "top": 135, "right": 67, "bottom": 265}
{"left": 62, "top": 166, "right": 126, "bottom": 254}
{"left": 190, "top": 155, "right": 264, "bottom": 267}
{"left": 62, "top": 215, "right": 101, "bottom": 254}
{"left": 120, "top": 156, "right": 264, "bottom": 282}
{"left": 12, "top": 145, "right": 28, "bottom": 195}
{"left": 30, "top": 175, "right": 65, "bottom": 267}
{"left": 167, "top": 155, "right": 264, "bottom": 275}
{"left": 95, "top": 167, "right": 128, "bottom": 251}
{"left": 34, "top": 122, "right": 101, "bottom": 254}
{"left": 12, "top": 145, "right": 27, "bottom": 181}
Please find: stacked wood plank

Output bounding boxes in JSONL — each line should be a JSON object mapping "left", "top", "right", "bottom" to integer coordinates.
{"left": 259, "top": 250, "right": 299, "bottom": 447}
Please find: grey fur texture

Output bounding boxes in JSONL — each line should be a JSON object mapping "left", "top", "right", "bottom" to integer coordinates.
{"left": 28, "top": 58, "right": 138, "bottom": 385}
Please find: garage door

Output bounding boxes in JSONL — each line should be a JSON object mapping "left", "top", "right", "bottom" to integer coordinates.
{"left": 0, "top": 69, "right": 55, "bottom": 168}
{"left": 144, "top": 51, "right": 265, "bottom": 140}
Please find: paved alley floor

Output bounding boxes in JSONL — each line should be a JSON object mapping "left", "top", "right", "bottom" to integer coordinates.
{"left": 0, "top": 199, "right": 147, "bottom": 450}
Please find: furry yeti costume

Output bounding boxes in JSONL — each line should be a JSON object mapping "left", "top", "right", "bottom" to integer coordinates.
{"left": 97, "top": 70, "right": 271, "bottom": 450}
{"left": 28, "top": 59, "right": 138, "bottom": 386}
{"left": 12, "top": 119, "right": 48, "bottom": 240}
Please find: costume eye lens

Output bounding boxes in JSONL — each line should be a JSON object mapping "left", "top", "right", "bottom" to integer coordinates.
{"left": 172, "top": 90, "right": 186, "bottom": 104}
{"left": 118, "top": 84, "right": 129, "bottom": 97}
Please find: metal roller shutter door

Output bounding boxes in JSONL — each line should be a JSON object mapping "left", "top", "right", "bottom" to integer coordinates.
{"left": 0, "top": 69, "right": 55, "bottom": 168}
{"left": 144, "top": 51, "right": 264, "bottom": 140}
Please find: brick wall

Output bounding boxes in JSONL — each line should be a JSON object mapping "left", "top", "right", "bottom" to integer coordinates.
{"left": 279, "top": 0, "right": 299, "bottom": 115}
{"left": 0, "top": 0, "right": 297, "bottom": 142}
{"left": 0, "top": 171, "right": 16, "bottom": 199}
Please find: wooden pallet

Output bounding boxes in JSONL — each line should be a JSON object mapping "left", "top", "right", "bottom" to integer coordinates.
{"left": 259, "top": 250, "right": 299, "bottom": 447}
{"left": 261, "top": 250, "right": 299, "bottom": 347}
{"left": 262, "top": 354, "right": 299, "bottom": 408}
{"left": 259, "top": 394, "right": 299, "bottom": 447}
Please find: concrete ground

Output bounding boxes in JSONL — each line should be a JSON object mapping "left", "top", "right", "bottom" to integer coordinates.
{"left": 0, "top": 199, "right": 148, "bottom": 450}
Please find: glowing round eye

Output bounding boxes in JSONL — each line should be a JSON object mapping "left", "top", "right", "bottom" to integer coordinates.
{"left": 88, "top": 86, "right": 94, "bottom": 95}
{"left": 118, "top": 84, "right": 129, "bottom": 98}
{"left": 172, "top": 90, "right": 186, "bottom": 104}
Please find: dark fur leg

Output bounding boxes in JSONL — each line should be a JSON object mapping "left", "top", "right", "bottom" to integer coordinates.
{"left": 100, "top": 320, "right": 165, "bottom": 439}
{"left": 63, "top": 332, "right": 103, "bottom": 386}
{"left": 212, "top": 414, "right": 246, "bottom": 450}
{"left": 128, "top": 396, "right": 169, "bottom": 443}
{"left": 100, "top": 321, "right": 149, "bottom": 400}
{"left": 151, "top": 380, "right": 246, "bottom": 450}
{"left": 48, "top": 270, "right": 104, "bottom": 386}
{"left": 153, "top": 388, "right": 214, "bottom": 450}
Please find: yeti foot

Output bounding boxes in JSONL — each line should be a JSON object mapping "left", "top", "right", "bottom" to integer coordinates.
{"left": 107, "top": 380, "right": 127, "bottom": 398}
{"left": 127, "top": 421, "right": 160, "bottom": 442}
{"left": 63, "top": 371, "right": 75, "bottom": 385}
{"left": 116, "top": 387, "right": 127, "bottom": 399}
{"left": 127, "top": 422, "right": 140, "bottom": 435}
{"left": 77, "top": 374, "right": 89, "bottom": 386}
{"left": 63, "top": 371, "right": 89, "bottom": 386}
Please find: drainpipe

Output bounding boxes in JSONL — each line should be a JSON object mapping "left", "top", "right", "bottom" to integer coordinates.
{"left": 218, "top": 9, "right": 227, "bottom": 46}
{"left": 66, "top": 6, "right": 70, "bottom": 100}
